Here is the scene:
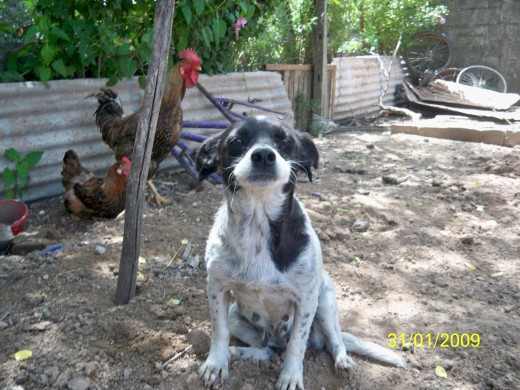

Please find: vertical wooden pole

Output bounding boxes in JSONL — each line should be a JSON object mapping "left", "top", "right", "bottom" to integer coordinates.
{"left": 115, "top": 0, "right": 175, "bottom": 305}
{"left": 312, "top": 0, "right": 329, "bottom": 118}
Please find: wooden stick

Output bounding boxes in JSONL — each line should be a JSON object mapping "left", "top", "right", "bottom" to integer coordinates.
{"left": 115, "top": 0, "right": 175, "bottom": 305}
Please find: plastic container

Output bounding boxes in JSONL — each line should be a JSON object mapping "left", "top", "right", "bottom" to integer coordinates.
{"left": 0, "top": 199, "right": 30, "bottom": 235}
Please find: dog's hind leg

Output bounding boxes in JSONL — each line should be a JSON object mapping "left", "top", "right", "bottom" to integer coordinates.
{"left": 228, "top": 303, "right": 275, "bottom": 361}
{"left": 313, "top": 273, "right": 356, "bottom": 371}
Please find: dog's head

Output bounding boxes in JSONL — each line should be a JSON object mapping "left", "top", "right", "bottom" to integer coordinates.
{"left": 196, "top": 116, "right": 319, "bottom": 191}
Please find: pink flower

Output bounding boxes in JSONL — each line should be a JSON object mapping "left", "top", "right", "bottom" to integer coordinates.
{"left": 439, "top": 17, "right": 446, "bottom": 24}
{"left": 234, "top": 17, "right": 247, "bottom": 39}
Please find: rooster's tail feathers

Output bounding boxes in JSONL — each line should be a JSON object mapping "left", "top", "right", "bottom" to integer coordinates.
{"left": 92, "top": 88, "right": 124, "bottom": 128}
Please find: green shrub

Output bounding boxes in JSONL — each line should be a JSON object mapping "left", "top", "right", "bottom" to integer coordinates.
{"left": 2, "top": 148, "right": 43, "bottom": 199}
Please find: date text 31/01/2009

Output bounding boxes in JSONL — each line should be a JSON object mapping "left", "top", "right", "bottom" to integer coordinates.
{"left": 388, "top": 333, "right": 481, "bottom": 349}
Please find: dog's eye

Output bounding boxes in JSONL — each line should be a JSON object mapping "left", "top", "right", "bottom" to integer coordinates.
{"left": 276, "top": 137, "right": 294, "bottom": 151}
{"left": 228, "top": 138, "right": 242, "bottom": 147}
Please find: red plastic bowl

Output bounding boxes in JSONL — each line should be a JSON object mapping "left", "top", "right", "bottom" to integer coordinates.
{"left": 0, "top": 199, "right": 29, "bottom": 235}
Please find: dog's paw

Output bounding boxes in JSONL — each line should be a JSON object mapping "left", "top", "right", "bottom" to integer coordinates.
{"left": 334, "top": 352, "right": 356, "bottom": 372}
{"left": 198, "top": 353, "right": 229, "bottom": 386}
{"left": 275, "top": 361, "right": 304, "bottom": 390}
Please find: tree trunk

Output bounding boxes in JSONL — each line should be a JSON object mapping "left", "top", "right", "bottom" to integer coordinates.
{"left": 115, "top": 0, "right": 175, "bottom": 305}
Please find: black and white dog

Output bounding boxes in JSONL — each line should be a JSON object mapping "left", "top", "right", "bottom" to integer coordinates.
{"left": 196, "top": 116, "right": 405, "bottom": 389}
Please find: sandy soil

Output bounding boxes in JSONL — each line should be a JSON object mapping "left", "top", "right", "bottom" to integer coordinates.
{"left": 1, "top": 127, "right": 519, "bottom": 390}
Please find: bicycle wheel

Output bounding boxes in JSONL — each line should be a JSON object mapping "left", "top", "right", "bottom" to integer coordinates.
{"left": 404, "top": 31, "right": 454, "bottom": 76}
{"left": 431, "top": 67, "right": 460, "bottom": 82}
{"left": 455, "top": 65, "right": 507, "bottom": 93}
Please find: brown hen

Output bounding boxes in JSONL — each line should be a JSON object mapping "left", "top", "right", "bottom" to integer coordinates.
{"left": 93, "top": 48, "right": 202, "bottom": 204}
{"left": 61, "top": 150, "right": 131, "bottom": 219}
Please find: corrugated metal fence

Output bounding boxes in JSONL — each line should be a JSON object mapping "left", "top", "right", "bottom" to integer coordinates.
{"left": 332, "top": 55, "right": 403, "bottom": 120}
{"left": 0, "top": 57, "right": 404, "bottom": 202}
{"left": 0, "top": 72, "right": 292, "bottom": 202}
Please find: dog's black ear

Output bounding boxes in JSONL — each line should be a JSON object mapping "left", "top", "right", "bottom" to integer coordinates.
{"left": 196, "top": 133, "right": 222, "bottom": 181}
{"left": 297, "top": 133, "right": 319, "bottom": 182}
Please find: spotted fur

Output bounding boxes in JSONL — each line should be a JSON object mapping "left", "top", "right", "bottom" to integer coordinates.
{"left": 196, "top": 116, "right": 405, "bottom": 390}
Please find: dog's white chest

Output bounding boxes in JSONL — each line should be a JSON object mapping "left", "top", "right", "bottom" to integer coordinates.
{"left": 232, "top": 283, "right": 296, "bottom": 328}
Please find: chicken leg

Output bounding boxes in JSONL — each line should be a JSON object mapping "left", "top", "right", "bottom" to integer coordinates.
{"left": 147, "top": 180, "right": 172, "bottom": 205}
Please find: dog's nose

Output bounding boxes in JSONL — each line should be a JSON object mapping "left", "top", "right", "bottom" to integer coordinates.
{"left": 251, "top": 148, "right": 276, "bottom": 168}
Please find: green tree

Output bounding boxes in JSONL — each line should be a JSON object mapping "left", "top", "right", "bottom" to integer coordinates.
{"left": 232, "top": 0, "right": 448, "bottom": 69}
{"left": 1, "top": 0, "right": 277, "bottom": 84}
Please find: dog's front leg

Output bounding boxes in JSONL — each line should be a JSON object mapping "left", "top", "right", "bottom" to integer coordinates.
{"left": 199, "top": 278, "right": 231, "bottom": 386}
{"left": 275, "top": 289, "right": 319, "bottom": 390}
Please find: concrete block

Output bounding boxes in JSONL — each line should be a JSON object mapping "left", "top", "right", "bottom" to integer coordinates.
{"left": 391, "top": 117, "right": 520, "bottom": 147}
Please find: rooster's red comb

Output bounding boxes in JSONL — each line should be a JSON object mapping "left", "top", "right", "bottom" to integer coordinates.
{"left": 179, "top": 48, "right": 201, "bottom": 66}
{"left": 121, "top": 157, "right": 131, "bottom": 165}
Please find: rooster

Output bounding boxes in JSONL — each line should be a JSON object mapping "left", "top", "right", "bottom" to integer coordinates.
{"left": 92, "top": 48, "right": 202, "bottom": 204}
{"left": 61, "top": 150, "right": 131, "bottom": 219}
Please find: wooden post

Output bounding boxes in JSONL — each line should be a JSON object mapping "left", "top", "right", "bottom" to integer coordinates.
{"left": 312, "top": 0, "right": 329, "bottom": 118}
{"left": 115, "top": 0, "right": 175, "bottom": 305}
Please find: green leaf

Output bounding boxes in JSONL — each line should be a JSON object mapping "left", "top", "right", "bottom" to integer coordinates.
{"left": 52, "top": 60, "right": 68, "bottom": 77}
{"left": 38, "top": 66, "right": 51, "bottom": 81}
{"left": 240, "top": 1, "right": 248, "bottom": 14}
{"left": 138, "top": 76, "right": 147, "bottom": 89}
{"left": 246, "top": 5, "right": 255, "bottom": 20}
{"left": 37, "top": 14, "right": 50, "bottom": 33}
{"left": 212, "top": 18, "right": 227, "bottom": 41}
{"left": 23, "top": 151, "right": 43, "bottom": 168}
{"left": 193, "top": 0, "right": 205, "bottom": 16}
{"left": 201, "top": 27, "right": 212, "bottom": 49}
{"left": 116, "top": 43, "right": 131, "bottom": 56}
{"left": 181, "top": 5, "right": 192, "bottom": 25}
{"left": 16, "top": 161, "right": 30, "bottom": 183}
{"left": 5, "top": 147, "right": 21, "bottom": 161}
{"left": 5, "top": 189, "right": 15, "bottom": 199}
{"left": 50, "top": 27, "right": 70, "bottom": 42}
{"left": 24, "top": 25, "right": 39, "bottom": 44}
{"left": 3, "top": 168, "right": 16, "bottom": 189}
{"left": 120, "top": 58, "right": 137, "bottom": 79}
{"left": 41, "top": 44, "right": 56, "bottom": 66}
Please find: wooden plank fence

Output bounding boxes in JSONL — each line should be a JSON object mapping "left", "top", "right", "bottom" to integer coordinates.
{"left": 265, "top": 64, "right": 336, "bottom": 130}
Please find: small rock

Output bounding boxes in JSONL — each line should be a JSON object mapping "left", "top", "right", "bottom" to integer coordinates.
{"left": 44, "top": 366, "right": 60, "bottom": 385}
{"left": 188, "top": 329, "right": 211, "bottom": 357}
{"left": 443, "top": 359, "right": 456, "bottom": 370}
{"left": 351, "top": 219, "right": 370, "bottom": 233}
{"left": 461, "top": 203, "right": 475, "bottom": 212}
{"left": 39, "top": 374, "right": 49, "bottom": 386}
{"left": 0, "top": 321, "right": 8, "bottom": 330}
{"left": 67, "top": 377, "right": 90, "bottom": 390}
{"left": 461, "top": 236, "right": 474, "bottom": 245}
{"left": 84, "top": 362, "right": 99, "bottom": 378}
{"left": 26, "top": 320, "right": 53, "bottom": 332}
{"left": 54, "top": 368, "right": 71, "bottom": 389}
{"left": 504, "top": 305, "right": 514, "bottom": 313}
{"left": 382, "top": 175, "right": 409, "bottom": 185}
{"left": 95, "top": 246, "right": 106, "bottom": 255}
{"left": 382, "top": 263, "right": 394, "bottom": 270}
{"left": 124, "top": 368, "right": 132, "bottom": 380}
{"left": 186, "top": 372, "right": 203, "bottom": 390}
{"left": 25, "top": 292, "right": 43, "bottom": 306}
{"left": 356, "top": 188, "right": 370, "bottom": 195}
{"left": 187, "top": 255, "right": 200, "bottom": 269}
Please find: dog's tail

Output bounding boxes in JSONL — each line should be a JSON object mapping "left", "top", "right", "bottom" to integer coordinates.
{"left": 342, "top": 332, "right": 406, "bottom": 368}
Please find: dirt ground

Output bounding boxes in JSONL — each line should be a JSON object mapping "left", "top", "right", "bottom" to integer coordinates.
{"left": 1, "top": 126, "right": 519, "bottom": 390}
